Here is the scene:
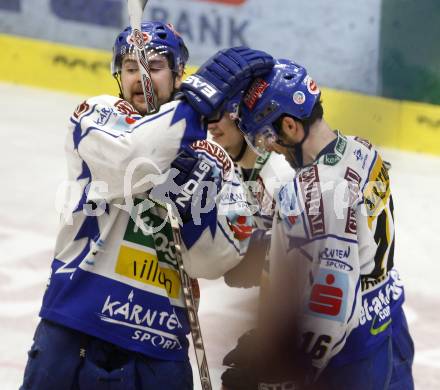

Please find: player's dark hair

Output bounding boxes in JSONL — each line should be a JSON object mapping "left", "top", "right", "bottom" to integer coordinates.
{"left": 272, "top": 99, "right": 324, "bottom": 132}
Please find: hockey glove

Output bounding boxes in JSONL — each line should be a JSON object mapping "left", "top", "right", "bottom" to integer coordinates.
{"left": 222, "top": 329, "right": 300, "bottom": 390}
{"left": 150, "top": 147, "right": 218, "bottom": 225}
{"left": 221, "top": 329, "right": 260, "bottom": 390}
{"left": 181, "top": 46, "right": 274, "bottom": 119}
{"left": 222, "top": 329, "right": 318, "bottom": 390}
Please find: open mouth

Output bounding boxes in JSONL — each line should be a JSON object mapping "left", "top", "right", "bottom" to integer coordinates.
{"left": 133, "top": 91, "right": 144, "bottom": 98}
{"left": 132, "top": 89, "right": 158, "bottom": 103}
{"left": 132, "top": 92, "right": 148, "bottom": 105}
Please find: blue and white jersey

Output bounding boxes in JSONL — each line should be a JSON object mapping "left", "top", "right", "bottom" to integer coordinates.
{"left": 270, "top": 131, "right": 404, "bottom": 371}
{"left": 40, "top": 95, "right": 252, "bottom": 361}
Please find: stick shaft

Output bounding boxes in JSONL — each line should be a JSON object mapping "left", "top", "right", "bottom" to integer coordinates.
{"left": 127, "top": 0, "right": 157, "bottom": 114}
{"left": 167, "top": 205, "right": 213, "bottom": 390}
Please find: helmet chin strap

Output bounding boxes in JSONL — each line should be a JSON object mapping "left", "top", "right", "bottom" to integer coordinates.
{"left": 275, "top": 123, "right": 310, "bottom": 169}
{"left": 114, "top": 73, "right": 124, "bottom": 99}
{"left": 231, "top": 138, "right": 248, "bottom": 162}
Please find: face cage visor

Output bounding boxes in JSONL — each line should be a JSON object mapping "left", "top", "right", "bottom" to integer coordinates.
{"left": 238, "top": 123, "right": 279, "bottom": 157}
{"left": 112, "top": 44, "right": 178, "bottom": 76}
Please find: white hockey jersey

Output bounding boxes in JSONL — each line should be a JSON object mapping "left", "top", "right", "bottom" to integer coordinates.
{"left": 223, "top": 152, "right": 295, "bottom": 290}
{"left": 270, "top": 131, "right": 405, "bottom": 371}
{"left": 236, "top": 152, "right": 296, "bottom": 230}
{"left": 40, "top": 95, "right": 252, "bottom": 361}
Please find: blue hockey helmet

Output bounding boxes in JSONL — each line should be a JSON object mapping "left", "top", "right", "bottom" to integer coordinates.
{"left": 238, "top": 59, "right": 321, "bottom": 155}
{"left": 111, "top": 21, "right": 189, "bottom": 75}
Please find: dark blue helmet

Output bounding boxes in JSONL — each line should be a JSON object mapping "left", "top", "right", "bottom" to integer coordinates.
{"left": 111, "top": 21, "right": 189, "bottom": 75}
{"left": 238, "top": 59, "right": 321, "bottom": 155}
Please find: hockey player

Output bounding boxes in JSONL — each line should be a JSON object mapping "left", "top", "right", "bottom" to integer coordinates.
{"left": 20, "top": 20, "right": 274, "bottom": 390}
{"left": 223, "top": 59, "right": 415, "bottom": 389}
{"left": 208, "top": 105, "right": 296, "bottom": 385}
{"left": 209, "top": 107, "right": 297, "bottom": 390}
{"left": 208, "top": 105, "right": 295, "bottom": 232}
{"left": 209, "top": 107, "right": 296, "bottom": 289}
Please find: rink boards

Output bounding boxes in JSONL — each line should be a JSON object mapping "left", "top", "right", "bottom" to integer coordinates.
{"left": 1, "top": 33, "right": 440, "bottom": 156}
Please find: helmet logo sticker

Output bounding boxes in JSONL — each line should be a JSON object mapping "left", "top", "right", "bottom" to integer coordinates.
{"left": 293, "top": 91, "right": 306, "bottom": 105}
{"left": 243, "top": 79, "right": 270, "bottom": 110}
{"left": 305, "top": 75, "right": 320, "bottom": 95}
{"left": 127, "top": 31, "right": 151, "bottom": 46}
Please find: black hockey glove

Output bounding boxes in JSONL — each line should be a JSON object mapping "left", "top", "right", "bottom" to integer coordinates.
{"left": 221, "top": 329, "right": 260, "bottom": 390}
{"left": 181, "top": 46, "right": 274, "bottom": 119}
{"left": 222, "top": 329, "right": 319, "bottom": 390}
{"left": 222, "top": 329, "right": 300, "bottom": 390}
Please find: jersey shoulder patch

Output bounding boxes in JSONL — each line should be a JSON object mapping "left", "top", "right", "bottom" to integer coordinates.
{"left": 72, "top": 95, "right": 118, "bottom": 120}
{"left": 114, "top": 99, "right": 140, "bottom": 117}
{"left": 190, "top": 139, "right": 234, "bottom": 179}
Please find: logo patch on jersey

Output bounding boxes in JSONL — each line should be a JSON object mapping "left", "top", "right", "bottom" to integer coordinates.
{"left": 361, "top": 274, "right": 388, "bottom": 291}
{"left": 323, "top": 155, "right": 339, "bottom": 166}
{"left": 248, "top": 175, "right": 274, "bottom": 217}
{"left": 94, "top": 107, "right": 114, "bottom": 126}
{"left": 353, "top": 146, "right": 370, "bottom": 170}
{"left": 364, "top": 155, "right": 390, "bottom": 225}
{"left": 115, "top": 245, "right": 181, "bottom": 298}
{"left": 335, "top": 134, "right": 347, "bottom": 155}
{"left": 226, "top": 215, "right": 252, "bottom": 241}
{"left": 73, "top": 101, "right": 91, "bottom": 119}
{"left": 299, "top": 166, "right": 325, "bottom": 237}
{"left": 114, "top": 99, "right": 139, "bottom": 116}
{"left": 123, "top": 199, "right": 177, "bottom": 267}
{"left": 359, "top": 271, "right": 404, "bottom": 335}
{"left": 353, "top": 148, "right": 363, "bottom": 161}
{"left": 243, "top": 78, "right": 269, "bottom": 110}
{"left": 354, "top": 136, "right": 373, "bottom": 150}
{"left": 287, "top": 215, "right": 298, "bottom": 225}
{"left": 191, "top": 139, "right": 232, "bottom": 174}
{"left": 344, "top": 168, "right": 361, "bottom": 235}
{"left": 278, "top": 184, "right": 304, "bottom": 237}
{"left": 125, "top": 116, "right": 137, "bottom": 124}
{"left": 321, "top": 131, "right": 347, "bottom": 166}
{"left": 319, "top": 247, "right": 353, "bottom": 272}
{"left": 307, "top": 269, "right": 348, "bottom": 322}
{"left": 100, "top": 291, "right": 183, "bottom": 351}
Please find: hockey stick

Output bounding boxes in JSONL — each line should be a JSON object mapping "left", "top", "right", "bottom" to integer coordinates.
{"left": 127, "top": 0, "right": 157, "bottom": 114}
{"left": 126, "top": 1, "right": 212, "bottom": 388}
{"left": 166, "top": 205, "right": 213, "bottom": 390}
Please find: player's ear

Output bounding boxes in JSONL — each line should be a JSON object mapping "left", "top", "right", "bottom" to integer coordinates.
{"left": 174, "top": 65, "right": 185, "bottom": 89}
{"left": 281, "top": 116, "right": 302, "bottom": 143}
